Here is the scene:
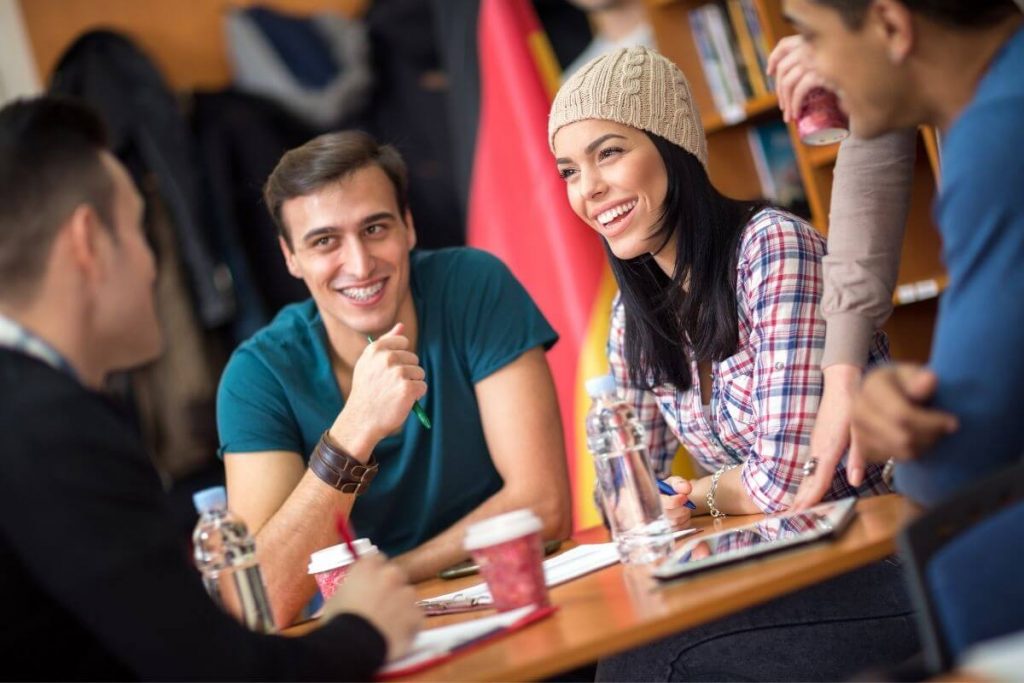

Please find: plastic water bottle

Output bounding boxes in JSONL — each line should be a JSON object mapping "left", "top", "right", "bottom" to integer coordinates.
{"left": 585, "top": 375, "right": 673, "bottom": 564}
{"left": 192, "top": 486, "right": 276, "bottom": 633}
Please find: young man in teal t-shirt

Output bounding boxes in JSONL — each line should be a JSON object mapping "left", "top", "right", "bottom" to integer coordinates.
{"left": 217, "top": 131, "right": 571, "bottom": 627}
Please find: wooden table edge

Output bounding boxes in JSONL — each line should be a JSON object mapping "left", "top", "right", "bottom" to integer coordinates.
{"left": 285, "top": 495, "right": 917, "bottom": 682}
{"left": 407, "top": 495, "right": 918, "bottom": 681}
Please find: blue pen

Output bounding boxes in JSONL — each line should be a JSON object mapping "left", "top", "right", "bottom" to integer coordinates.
{"left": 658, "top": 479, "right": 697, "bottom": 509}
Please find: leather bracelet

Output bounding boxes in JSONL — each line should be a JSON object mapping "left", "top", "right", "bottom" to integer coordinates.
{"left": 706, "top": 463, "right": 738, "bottom": 519}
{"left": 309, "top": 431, "right": 379, "bottom": 495}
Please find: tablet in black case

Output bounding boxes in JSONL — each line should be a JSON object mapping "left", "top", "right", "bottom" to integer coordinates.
{"left": 653, "top": 497, "right": 858, "bottom": 581}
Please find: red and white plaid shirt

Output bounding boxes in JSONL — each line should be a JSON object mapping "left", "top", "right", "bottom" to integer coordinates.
{"left": 609, "top": 209, "right": 891, "bottom": 513}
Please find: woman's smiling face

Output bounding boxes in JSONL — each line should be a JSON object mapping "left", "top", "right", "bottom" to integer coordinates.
{"left": 553, "top": 119, "right": 669, "bottom": 261}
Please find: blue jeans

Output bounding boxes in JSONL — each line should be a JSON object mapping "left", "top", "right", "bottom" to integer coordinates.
{"left": 596, "top": 558, "right": 918, "bottom": 681}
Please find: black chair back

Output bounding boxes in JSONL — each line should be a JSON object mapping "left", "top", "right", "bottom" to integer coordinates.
{"left": 897, "top": 459, "right": 1024, "bottom": 674}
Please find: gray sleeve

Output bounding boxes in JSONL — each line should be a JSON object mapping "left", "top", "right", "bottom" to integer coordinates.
{"left": 821, "top": 128, "right": 918, "bottom": 368}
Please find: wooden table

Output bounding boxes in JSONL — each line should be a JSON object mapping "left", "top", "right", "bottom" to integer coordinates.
{"left": 290, "top": 494, "right": 917, "bottom": 681}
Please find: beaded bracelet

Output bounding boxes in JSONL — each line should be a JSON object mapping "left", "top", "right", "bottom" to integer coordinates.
{"left": 707, "top": 463, "right": 738, "bottom": 519}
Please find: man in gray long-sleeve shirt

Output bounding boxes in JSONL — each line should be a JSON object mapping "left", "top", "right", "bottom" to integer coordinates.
{"left": 808, "top": 129, "right": 930, "bottom": 506}
{"left": 768, "top": 36, "right": 926, "bottom": 507}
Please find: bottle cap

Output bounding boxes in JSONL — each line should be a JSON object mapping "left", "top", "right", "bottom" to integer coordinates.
{"left": 463, "top": 509, "right": 543, "bottom": 551}
{"left": 585, "top": 375, "right": 618, "bottom": 398}
{"left": 307, "top": 539, "right": 378, "bottom": 574}
{"left": 192, "top": 486, "right": 227, "bottom": 514}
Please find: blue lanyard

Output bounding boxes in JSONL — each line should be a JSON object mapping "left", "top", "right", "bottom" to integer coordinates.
{"left": 0, "top": 314, "right": 80, "bottom": 381}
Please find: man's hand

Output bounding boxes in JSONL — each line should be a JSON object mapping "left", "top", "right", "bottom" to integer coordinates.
{"left": 766, "top": 35, "right": 829, "bottom": 122}
{"left": 323, "top": 553, "right": 422, "bottom": 661}
{"left": 661, "top": 476, "right": 693, "bottom": 529}
{"left": 793, "top": 364, "right": 859, "bottom": 510}
{"left": 851, "top": 363, "right": 958, "bottom": 464}
{"left": 331, "top": 322, "right": 426, "bottom": 453}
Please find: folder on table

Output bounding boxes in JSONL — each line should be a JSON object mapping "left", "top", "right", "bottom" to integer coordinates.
{"left": 378, "top": 604, "right": 556, "bottom": 679}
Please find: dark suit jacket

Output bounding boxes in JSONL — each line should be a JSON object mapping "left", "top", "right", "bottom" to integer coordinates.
{"left": 0, "top": 349, "right": 385, "bottom": 680}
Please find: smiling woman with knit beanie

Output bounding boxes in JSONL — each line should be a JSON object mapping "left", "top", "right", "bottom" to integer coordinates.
{"left": 550, "top": 46, "right": 919, "bottom": 681}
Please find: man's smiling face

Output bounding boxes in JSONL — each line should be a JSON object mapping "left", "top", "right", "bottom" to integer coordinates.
{"left": 279, "top": 164, "right": 417, "bottom": 338}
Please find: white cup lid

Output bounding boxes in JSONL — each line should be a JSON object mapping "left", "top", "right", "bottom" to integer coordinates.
{"left": 464, "top": 509, "right": 543, "bottom": 551}
{"left": 307, "top": 539, "right": 378, "bottom": 574}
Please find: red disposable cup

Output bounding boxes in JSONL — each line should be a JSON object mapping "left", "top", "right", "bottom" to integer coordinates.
{"left": 464, "top": 509, "right": 549, "bottom": 612}
{"left": 797, "top": 87, "right": 850, "bottom": 146}
{"left": 307, "top": 538, "right": 378, "bottom": 600}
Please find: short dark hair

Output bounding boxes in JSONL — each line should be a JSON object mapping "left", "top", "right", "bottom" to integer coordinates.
{"left": 813, "top": 0, "right": 1020, "bottom": 29}
{"left": 263, "top": 130, "right": 409, "bottom": 249}
{"left": 0, "top": 96, "right": 115, "bottom": 302}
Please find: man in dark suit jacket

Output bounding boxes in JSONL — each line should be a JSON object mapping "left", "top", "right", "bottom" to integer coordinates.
{"left": 0, "top": 95, "right": 421, "bottom": 680}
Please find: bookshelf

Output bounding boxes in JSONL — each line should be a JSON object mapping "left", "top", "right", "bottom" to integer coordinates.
{"left": 646, "top": 0, "right": 946, "bottom": 364}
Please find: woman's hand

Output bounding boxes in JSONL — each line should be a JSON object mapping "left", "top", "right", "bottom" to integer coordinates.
{"left": 793, "top": 364, "right": 859, "bottom": 509}
{"left": 660, "top": 476, "right": 693, "bottom": 528}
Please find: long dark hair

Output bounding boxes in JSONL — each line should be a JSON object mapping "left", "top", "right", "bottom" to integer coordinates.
{"left": 609, "top": 133, "right": 766, "bottom": 392}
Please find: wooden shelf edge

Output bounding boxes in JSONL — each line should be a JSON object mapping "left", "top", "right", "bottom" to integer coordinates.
{"left": 920, "top": 126, "right": 942, "bottom": 183}
{"left": 704, "top": 93, "right": 779, "bottom": 135}
{"left": 804, "top": 140, "right": 840, "bottom": 168}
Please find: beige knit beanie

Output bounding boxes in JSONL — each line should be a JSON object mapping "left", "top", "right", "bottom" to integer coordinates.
{"left": 549, "top": 46, "right": 707, "bottom": 168}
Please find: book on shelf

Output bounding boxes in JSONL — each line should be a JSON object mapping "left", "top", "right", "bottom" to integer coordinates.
{"left": 687, "top": 1, "right": 777, "bottom": 122}
{"left": 688, "top": 6, "right": 740, "bottom": 118}
{"left": 739, "top": 0, "right": 775, "bottom": 91}
{"left": 700, "top": 2, "right": 753, "bottom": 106}
{"left": 726, "top": 0, "right": 769, "bottom": 97}
{"left": 747, "top": 120, "right": 810, "bottom": 218}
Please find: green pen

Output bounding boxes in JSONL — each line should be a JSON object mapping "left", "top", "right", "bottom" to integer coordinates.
{"left": 367, "top": 335, "right": 432, "bottom": 430}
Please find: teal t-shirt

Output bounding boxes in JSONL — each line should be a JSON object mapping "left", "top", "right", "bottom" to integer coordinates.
{"left": 216, "top": 248, "right": 558, "bottom": 556}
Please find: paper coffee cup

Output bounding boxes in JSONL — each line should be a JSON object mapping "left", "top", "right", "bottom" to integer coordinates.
{"left": 797, "top": 87, "right": 850, "bottom": 146}
{"left": 307, "top": 538, "right": 378, "bottom": 600}
{"left": 464, "top": 509, "right": 549, "bottom": 612}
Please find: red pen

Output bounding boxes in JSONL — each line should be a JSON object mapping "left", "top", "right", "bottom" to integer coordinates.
{"left": 335, "top": 513, "right": 361, "bottom": 560}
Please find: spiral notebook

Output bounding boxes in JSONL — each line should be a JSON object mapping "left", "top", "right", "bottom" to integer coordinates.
{"left": 416, "top": 543, "right": 619, "bottom": 613}
{"left": 418, "top": 531, "right": 700, "bottom": 614}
